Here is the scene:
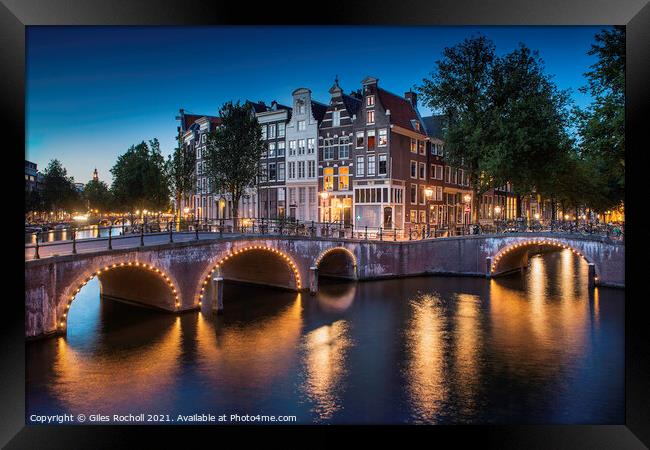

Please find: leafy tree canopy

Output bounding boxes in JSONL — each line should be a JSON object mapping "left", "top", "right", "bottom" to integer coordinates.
{"left": 204, "top": 101, "right": 265, "bottom": 224}
{"left": 110, "top": 139, "right": 170, "bottom": 212}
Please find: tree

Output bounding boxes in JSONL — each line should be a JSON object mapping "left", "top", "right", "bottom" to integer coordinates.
{"left": 40, "top": 159, "right": 81, "bottom": 213}
{"left": 110, "top": 139, "right": 170, "bottom": 212}
{"left": 204, "top": 101, "right": 265, "bottom": 228}
{"left": 574, "top": 26, "right": 624, "bottom": 212}
{"left": 83, "top": 179, "right": 113, "bottom": 213}
{"left": 417, "top": 35, "right": 497, "bottom": 221}
{"left": 486, "top": 44, "right": 574, "bottom": 201}
{"left": 419, "top": 37, "right": 581, "bottom": 221}
{"left": 166, "top": 135, "right": 196, "bottom": 222}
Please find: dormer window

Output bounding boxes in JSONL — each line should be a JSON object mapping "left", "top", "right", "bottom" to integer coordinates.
{"left": 366, "top": 95, "right": 375, "bottom": 107}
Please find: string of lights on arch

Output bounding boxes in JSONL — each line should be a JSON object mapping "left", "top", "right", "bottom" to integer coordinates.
{"left": 197, "top": 245, "right": 302, "bottom": 306}
{"left": 59, "top": 261, "right": 180, "bottom": 331}
{"left": 491, "top": 239, "right": 586, "bottom": 273}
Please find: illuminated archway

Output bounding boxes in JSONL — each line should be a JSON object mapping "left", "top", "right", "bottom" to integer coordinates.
{"left": 490, "top": 238, "right": 595, "bottom": 279}
{"left": 314, "top": 247, "right": 357, "bottom": 280}
{"left": 196, "top": 245, "right": 302, "bottom": 306}
{"left": 59, "top": 262, "right": 181, "bottom": 333}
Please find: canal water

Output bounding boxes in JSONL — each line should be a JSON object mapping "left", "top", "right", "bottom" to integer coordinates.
{"left": 26, "top": 249, "right": 624, "bottom": 424}
{"left": 25, "top": 225, "right": 123, "bottom": 245}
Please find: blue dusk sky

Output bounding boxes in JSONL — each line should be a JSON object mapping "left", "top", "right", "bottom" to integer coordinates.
{"left": 26, "top": 25, "right": 610, "bottom": 184}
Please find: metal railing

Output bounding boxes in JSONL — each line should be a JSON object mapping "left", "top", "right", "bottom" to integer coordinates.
{"left": 24, "top": 217, "right": 623, "bottom": 260}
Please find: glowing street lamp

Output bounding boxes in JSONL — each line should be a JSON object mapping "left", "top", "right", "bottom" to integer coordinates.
{"left": 424, "top": 188, "right": 434, "bottom": 237}
{"left": 463, "top": 193, "right": 472, "bottom": 234}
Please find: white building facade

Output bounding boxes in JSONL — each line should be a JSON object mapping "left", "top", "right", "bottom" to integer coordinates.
{"left": 284, "top": 88, "right": 326, "bottom": 222}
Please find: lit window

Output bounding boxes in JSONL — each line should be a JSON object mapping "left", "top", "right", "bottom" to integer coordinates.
{"left": 418, "top": 140, "right": 425, "bottom": 155}
{"left": 324, "top": 167, "right": 334, "bottom": 191}
{"left": 366, "top": 95, "right": 375, "bottom": 107}
{"left": 367, "top": 110, "right": 375, "bottom": 124}
{"left": 410, "top": 138, "right": 417, "bottom": 153}
{"left": 339, "top": 167, "right": 349, "bottom": 190}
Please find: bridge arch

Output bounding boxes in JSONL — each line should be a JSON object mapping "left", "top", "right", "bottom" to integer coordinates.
{"left": 59, "top": 261, "right": 181, "bottom": 333}
{"left": 195, "top": 245, "right": 303, "bottom": 306}
{"left": 98, "top": 219, "right": 112, "bottom": 227}
{"left": 490, "top": 238, "right": 596, "bottom": 280}
{"left": 314, "top": 247, "right": 357, "bottom": 280}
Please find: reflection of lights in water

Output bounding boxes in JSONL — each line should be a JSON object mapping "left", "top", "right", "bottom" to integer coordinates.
{"left": 489, "top": 250, "right": 589, "bottom": 380}
{"left": 302, "top": 320, "right": 351, "bottom": 421}
{"left": 527, "top": 254, "right": 548, "bottom": 339}
{"left": 454, "top": 294, "right": 480, "bottom": 415}
{"left": 53, "top": 314, "right": 182, "bottom": 413}
{"left": 195, "top": 293, "right": 303, "bottom": 389}
{"left": 405, "top": 293, "right": 446, "bottom": 423}
{"left": 316, "top": 283, "right": 356, "bottom": 313}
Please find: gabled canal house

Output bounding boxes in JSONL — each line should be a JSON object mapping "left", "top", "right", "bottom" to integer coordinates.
{"left": 318, "top": 77, "right": 361, "bottom": 225}
{"left": 350, "top": 76, "right": 431, "bottom": 233}
{"left": 248, "top": 100, "right": 292, "bottom": 220}
{"left": 285, "top": 88, "right": 327, "bottom": 222}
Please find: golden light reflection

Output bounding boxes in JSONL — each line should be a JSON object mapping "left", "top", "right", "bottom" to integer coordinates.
{"left": 301, "top": 320, "right": 352, "bottom": 421}
{"left": 405, "top": 294, "right": 447, "bottom": 423}
{"left": 52, "top": 316, "right": 182, "bottom": 412}
{"left": 453, "top": 294, "right": 480, "bottom": 416}
{"left": 195, "top": 293, "right": 303, "bottom": 390}
{"left": 489, "top": 250, "right": 590, "bottom": 380}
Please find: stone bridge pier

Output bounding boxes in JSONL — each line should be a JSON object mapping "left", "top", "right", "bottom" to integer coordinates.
{"left": 25, "top": 233, "right": 624, "bottom": 339}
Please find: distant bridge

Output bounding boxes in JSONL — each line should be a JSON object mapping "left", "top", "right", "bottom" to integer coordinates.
{"left": 25, "top": 232, "right": 624, "bottom": 338}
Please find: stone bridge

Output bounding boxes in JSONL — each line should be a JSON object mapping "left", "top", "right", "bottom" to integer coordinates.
{"left": 25, "top": 233, "right": 624, "bottom": 338}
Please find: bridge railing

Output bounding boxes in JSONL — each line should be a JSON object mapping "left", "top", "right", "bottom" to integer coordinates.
{"left": 24, "top": 217, "right": 624, "bottom": 260}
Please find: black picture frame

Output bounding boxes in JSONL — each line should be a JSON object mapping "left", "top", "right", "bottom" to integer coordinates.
{"left": 3, "top": 0, "right": 648, "bottom": 447}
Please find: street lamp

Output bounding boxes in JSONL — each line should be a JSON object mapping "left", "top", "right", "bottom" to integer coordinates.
{"left": 463, "top": 193, "right": 472, "bottom": 235}
{"left": 424, "top": 187, "right": 434, "bottom": 237}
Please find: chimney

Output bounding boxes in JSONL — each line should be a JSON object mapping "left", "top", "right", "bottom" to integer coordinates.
{"left": 405, "top": 90, "right": 417, "bottom": 108}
